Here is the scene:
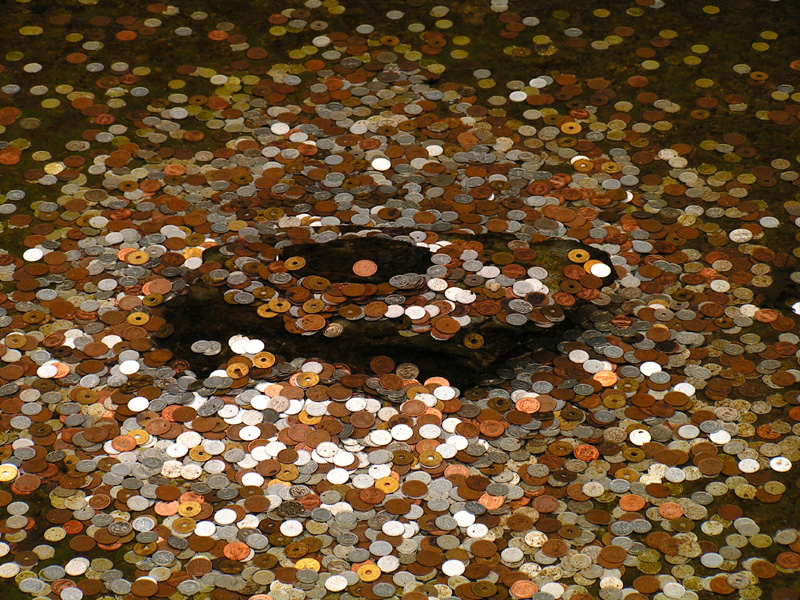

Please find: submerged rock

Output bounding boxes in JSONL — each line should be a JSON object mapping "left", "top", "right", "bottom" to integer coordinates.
{"left": 153, "top": 228, "right": 617, "bottom": 386}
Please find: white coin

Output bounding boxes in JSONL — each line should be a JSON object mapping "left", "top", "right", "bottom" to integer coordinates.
{"left": 239, "top": 425, "right": 261, "bottom": 441}
{"left": 166, "top": 443, "right": 187, "bottom": 458}
{"left": 0, "top": 562, "right": 20, "bottom": 578}
{"left": 710, "top": 279, "right": 730, "bottom": 293}
{"left": 244, "top": 339, "right": 265, "bottom": 354}
{"left": 330, "top": 450, "right": 353, "bottom": 466}
{"left": 325, "top": 575, "right": 348, "bottom": 591}
{"left": 454, "top": 510, "right": 475, "bottom": 527}
{"left": 377, "top": 555, "right": 400, "bottom": 572}
{"left": 327, "top": 467, "right": 350, "bottom": 484}
{"left": 770, "top": 456, "right": 791, "bottom": 472}
{"left": 729, "top": 228, "right": 753, "bottom": 243}
{"left": 570, "top": 554, "right": 592, "bottom": 569}
{"left": 346, "top": 397, "right": 367, "bottom": 412}
{"left": 194, "top": 521, "right": 216, "bottom": 536}
{"left": 215, "top": 508, "right": 238, "bottom": 525}
{"left": 405, "top": 305, "right": 427, "bottom": 319}
{"left": 228, "top": 335, "right": 249, "bottom": 354}
{"left": 385, "top": 305, "right": 404, "bottom": 318}
{"left": 369, "top": 430, "right": 392, "bottom": 445}
{"left": 582, "top": 482, "right": 605, "bottom": 497}
{"left": 501, "top": 547, "right": 524, "bottom": 563}
{"left": 590, "top": 262, "right": 612, "bottom": 278}
{"left": 677, "top": 424, "right": 699, "bottom": 439}
{"left": 36, "top": 363, "right": 58, "bottom": 379}
{"left": 447, "top": 434, "right": 468, "bottom": 450}
{"left": 639, "top": 361, "right": 662, "bottom": 376}
{"left": 316, "top": 442, "right": 338, "bottom": 458}
{"left": 352, "top": 474, "right": 374, "bottom": 489}
{"left": 541, "top": 582, "right": 565, "bottom": 598}
{"left": 709, "top": 430, "right": 730, "bottom": 444}
{"left": 455, "top": 289, "right": 476, "bottom": 303}
{"left": 760, "top": 216, "right": 779, "bottom": 228}
{"left": 467, "top": 523, "right": 488, "bottom": 538}
{"left": 391, "top": 424, "right": 413, "bottom": 440}
{"left": 23, "top": 248, "right": 44, "bottom": 262}
{"left": 382, "top": 520, "right": 405, "bottom": 536}
{"left": 127, "top": 396, "right": 149, "bottom": 412}
{"left": 663, "top": 582, "right": 685, "bottom": 599}
{"left": 241, "top": 472, "right": 264, "bottom": 487}
{"left": 427, "top": 278, "right": 448, "bottom": 291}
{"left": 442, "top": 559, "right": 465, "bottom": 576}
{"left": 583, "top": 359, "right": 605, "bottom": 373}
{"left": 436, "top": 443, "right": 457, "bottom": 459}
{"left": 181, "top": 464, "right": 202, "bottom": 479}
{"left": 434, "top": 386, "right": 455, "bottom": 400}
{"left": 426, "top": 144, "right": 443, "bottom": 156}
{"left": 369, "top": 464, "right": 391, "bottom": 479}
{"left": 417, "top": 423, "right": 442, "bottom": 441}
{"left": 738, "top": 458, "right": 760, "bottom": 473}
{"left": 264, "top": 441, "right": 286, "bottom": 457}
{"left": 568, "top": 349, "right": 589, "bottom": 364}
{"left": 371, "top": 157, "right": 391, "bottom": 171}
{"left": 65, "top": 557, "right": 90, "bottom": 576}
{"left": 280, "top": 520, "right": 303, "bottom": 537}
{"left": 665, "top": 467, "right": 686, "bottom": 483}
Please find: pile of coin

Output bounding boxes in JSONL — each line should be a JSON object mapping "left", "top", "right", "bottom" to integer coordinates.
{"left": 1, "top": 1, "right": 800, "bottom": 600}
{"left": 183, "top": 229, "right": 615, "bottom": 344}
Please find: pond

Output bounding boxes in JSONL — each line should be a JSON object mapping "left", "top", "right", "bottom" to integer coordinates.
{"left": 1, "top": 1, "right": 799, "bottom": 600}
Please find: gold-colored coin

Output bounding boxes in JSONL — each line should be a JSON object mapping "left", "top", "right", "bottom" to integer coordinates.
{"left": 128, "top": 429, "right": 149, "bottom": 445}
{"left": 418, "top": 451, "right": 443, "bottom": 467}
{"left": 285, "top": 256, "right": 306, "bottom": 270}
{"left": 0, "top": 464, "right": 18, "bottom": 482}
{"left": 227, "top": 362, "right": 250, "bottom": 378}
{"left": 376, "top": 477, "right": 400, "bottom": 493}
{"left": 296, "top": 372, "right": 319, "bottom": 387}
{"left": 298, "top": 411, "right": 322, "bottom": 425}
{"left": 253, "top": 352, "right": 276, "bottom": 368}
{"left": 268, "top": 298, "right": 291, "bottom": 313}
{"left": 4, "top": 333, "right": 27, "bottom": 349}
{"left": 560, "top": 121, "right": 582, "bottom": 134}
{"left": 127, "top": 250, "right": 150, "bottom": 265}
{"left": 302, "top": 299, "right": 326, "bottom": 313}
{"left": 178, "top": 502, "right": 201, "bottom": 517}
{"left": 257, "top": 304, "right": 277, "bottom": 318}
{"left": 173, "top": 517, "right": 196, "bottom": 533}
{"left": 358, "top": 564, "right": 381, "bottom": 582}
{"left": 277, "top": 464, "right": 299, "bottom": 481}
{"left": 142, "top": 293, "right": 163, "bottom": 307}
{"left": 296, "top": 558, "right": 321, "bottom": 572}
{"left": 464, "top": 333, "right": 484, "bottom": 349}
{"left": 127, "top": 312, "right": 150, "bottom": 325}
{"left": 189, "top": 446, "right": 211, "bottom": 462}
{"left": 568, "top": 249, "right": 590, "bottom": 263}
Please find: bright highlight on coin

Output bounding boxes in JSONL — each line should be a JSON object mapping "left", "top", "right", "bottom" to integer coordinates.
{"left": 371, "top": 157, "right": 391, "bottom": 170}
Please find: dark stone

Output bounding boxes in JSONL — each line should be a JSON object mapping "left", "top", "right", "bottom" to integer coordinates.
{"left": 153, "top": 231, "right": 616, "bottom": 387}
